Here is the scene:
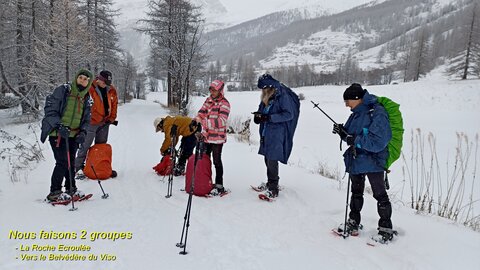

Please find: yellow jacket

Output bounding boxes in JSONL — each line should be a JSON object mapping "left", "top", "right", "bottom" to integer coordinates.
{"left": 160, "top": 116, "right": 196, "bottom": 154}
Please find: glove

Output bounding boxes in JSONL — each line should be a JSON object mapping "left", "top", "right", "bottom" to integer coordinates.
{"left": 75, "top": 131, "right": 86, "bottom": 144}
{"left": 346, "top": 135, "right": 355, "bottom": 146}
{"left": 57, "top": 124, "right": 70, "bottom": 138}
{"left": 332, "top": 123, "right": 348, "bottom": 139}
{"left": 253, "top": 113, "right": 269, "bottom": 124}
{"left": 189, "top": 120, "right": 201, "bottom": 132}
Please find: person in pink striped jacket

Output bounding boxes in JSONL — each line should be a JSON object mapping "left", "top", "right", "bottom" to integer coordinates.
{"left": 195, "top": 80, "right": 231, "bottom": 196}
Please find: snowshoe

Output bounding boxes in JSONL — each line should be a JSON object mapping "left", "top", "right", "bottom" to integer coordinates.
{"left": 46, "top": 190, "right": 65, "bottom": 202}
{"left": 334, "top": 218, "right": 363, "bottom": 237}
{"left": 258, "top": 189, "right": 278, "bottom": 202}
{"left": 251, "top": 182, "right": 267, "bottom": 192}
{"left": 367, "top": 227, "right": 398, "bottom": 246}
{"left": 47, "top": 192, "right": 72, "bottom": 205}
{"left": 209, "top": 185, "right": 230, "bottom": 197}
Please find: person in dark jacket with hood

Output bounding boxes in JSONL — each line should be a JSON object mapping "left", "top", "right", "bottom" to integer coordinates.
{"left": 252, "top": 74, "right": 299, "bottom": 200}
{"left": 332, "top": 83, "right": 395, "bottom": 243}
{"left": 40, "top": 69, "right": 93, "bottom": 202}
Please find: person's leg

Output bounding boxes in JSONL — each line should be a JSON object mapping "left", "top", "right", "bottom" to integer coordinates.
{"left": 367, "top": 172, "right": 393, "bottom": 229}
{"left": 178, "top": 134, "right": 197, "bottom": 167}
{"left": 65, "top": 137, "right": 79, "bottom": 193}
{"left": 349, "top": 174, "right": 366, "bottom": 226}
{"left": 211, "top": 144, "right": 224, "bottom": 186}
{"left": 49, "top": 137, "right": 68, "bottom": 193}
{"left": 74, "top": 124, "right": 98, "bottom": 171}
{"left": 94, "top": 123, "right": 110, "bottom": 144}
{"left": 264, "top": 157, "right": 279, "bottom": 193}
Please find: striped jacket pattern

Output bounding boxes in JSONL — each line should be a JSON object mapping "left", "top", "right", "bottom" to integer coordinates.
{"left": 196, "top": 93, "right": 230, "bottom": 144}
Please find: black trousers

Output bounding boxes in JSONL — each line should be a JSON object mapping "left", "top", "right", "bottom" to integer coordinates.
{"left": 349, "top": 172, "right": 392, "bottom": 229}
{"left": 264, "top": 158, "right": 279, "bottom": 191}
{"left": 206, "top": 143, "right": 223, "bottom": 186}
{"left": 177, "top": 133, "right": 197, "bottom": 166}
{"left": 49, "top": 136, "right": 78, "bottom": 192}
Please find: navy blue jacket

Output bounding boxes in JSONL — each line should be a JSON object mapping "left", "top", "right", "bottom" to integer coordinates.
{"left": 257, "top": 84, "right": 298, "bottom": 164}
{"left": 40, "top": 84, "right": 92, "bottom": 143}
{"left": 343, "top": 91, "right": 391, "bottom": 174}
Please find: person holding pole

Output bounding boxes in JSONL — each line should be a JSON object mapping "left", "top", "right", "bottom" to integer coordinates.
{"left": 332, "top": 83, "right": 395, "bottom": 243}
{"left": 40, "top": 69, "right": 93, "bottom": 202}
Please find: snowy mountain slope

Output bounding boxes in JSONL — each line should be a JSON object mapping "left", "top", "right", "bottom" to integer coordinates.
{"left": 1, "top": 76, "right": 479, "bottom": 269}
{"left": 112, "top": 0, "right": 375, "bottom": 66}
{"left": 208, "top": 0, "right": 464, "bottom": 71}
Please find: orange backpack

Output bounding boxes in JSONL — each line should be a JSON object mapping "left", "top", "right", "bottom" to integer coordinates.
{"left": 84, "top": 143, "right": 112, "bottom": 180}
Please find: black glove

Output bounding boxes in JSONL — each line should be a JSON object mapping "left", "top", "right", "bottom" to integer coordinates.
{"left": 75, "top": 131, "right": 86, "bottom": 144}
{"left": 332, "top": 123, "right": 348, "bottom": 140}
{"left": 253, "top": 113, "right": 269, "bottom": 124}
{"left": 346, "top": 135, "right": 355, "bottom": 146}
{"left": 57, "top": 124, "right": 70, "bottom": 138}
{"left": 189, "top": 120, "right": 201, "bottom": 132}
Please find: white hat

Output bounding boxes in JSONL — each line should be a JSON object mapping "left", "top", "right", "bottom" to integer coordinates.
{"left": 154, "top": 116, "right": 168, "bottom": 132}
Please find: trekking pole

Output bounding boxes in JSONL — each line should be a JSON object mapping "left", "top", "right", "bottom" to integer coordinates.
{"left": 64, "top": 136, "right": 78, "bottom": 211}
{"left": 166, "top": 125, "right": 178, "bottom": 198}
{"left": 311, "top": 100, "right": 345, "bottom": 151}
{"left": 177, "top": 125, "right": 203, "bottom": 255}
{"left": 311, "top": 101, "right": 339, "bottom": 124}
{"left": 91, "top": 165, "right": 110, "bottom": 199}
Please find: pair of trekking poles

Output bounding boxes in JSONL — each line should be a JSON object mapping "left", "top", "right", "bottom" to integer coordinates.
{"left": 163, "top": 123, "right": 203, "bottom": 254}
{"left": 58, "top": 133, "right": 110, "bottom": 212}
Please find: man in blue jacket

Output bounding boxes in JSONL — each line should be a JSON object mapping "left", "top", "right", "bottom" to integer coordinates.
{"left": 333, "top": 83, "right": 395, "bottom": 243}
{"left": 252, "top": 74, "right": 299, "bottom": 200}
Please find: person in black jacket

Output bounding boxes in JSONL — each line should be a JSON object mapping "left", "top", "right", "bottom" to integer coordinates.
{"left": 40, "top": 69, "right": 93, "bottom": 202}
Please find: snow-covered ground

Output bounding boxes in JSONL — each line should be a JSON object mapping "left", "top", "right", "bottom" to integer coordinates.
{"left": 1, "top": 75, "right": 479, "bottom": 270}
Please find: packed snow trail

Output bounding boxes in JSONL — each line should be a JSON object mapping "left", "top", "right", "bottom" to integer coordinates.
{"left": 1, "top": 96, "right": 479, "bottom": 270}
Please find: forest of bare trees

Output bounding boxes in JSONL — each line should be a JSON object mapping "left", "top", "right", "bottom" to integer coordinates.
{"left": 0, "top": 0, "right": 144, "bottom": 115}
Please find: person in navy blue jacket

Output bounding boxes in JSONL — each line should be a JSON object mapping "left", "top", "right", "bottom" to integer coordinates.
{"left": 252, "top": 74, "right": 299, "bottom": 199}
{"left": 333, "top": 83, "right": 395, "bottom": 242}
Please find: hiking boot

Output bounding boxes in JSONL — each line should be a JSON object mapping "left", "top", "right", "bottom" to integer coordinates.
{"left": 173, "top": 164, "right": 185, "bottom": 176}
{"left": 262, "top": 189, "right": 279, "bottom": 199}
{"left": 46, "top": 190, "right": 63, "bottom": 202}
{"left": 253, "top": 182, "right": 268, "bottom": 192}
{"left": 111, "top": 170, "right": 118, "bottom": 178}
{"left": 66, "top": 187, "right": 78, "bottom": 197}
{"left": 374, "top": 227, "right": 396, "bottom": 243}
{"left": 209, "top": 184, "right": 227, "bottom": 196}
{"left": 337, "top": 218, "right": 360, "bottom": 236}
{"left": 75, "top": 169, "right": 86, "bottom": 180}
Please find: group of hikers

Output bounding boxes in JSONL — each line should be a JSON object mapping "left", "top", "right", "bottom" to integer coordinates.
{"left": 40, "top": 69, "right": 397, "bottom": 243}
{"left": 40, "top": 69, "right": 118, "bottom": 202}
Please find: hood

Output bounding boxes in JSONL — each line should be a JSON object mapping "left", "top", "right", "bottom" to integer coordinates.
{"left": 71, "top": 69, "right": 93, "bottom": 96}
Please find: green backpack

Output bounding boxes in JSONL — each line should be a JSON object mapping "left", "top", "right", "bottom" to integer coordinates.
{"left": 375, "top": 96, "right": 404, "bottom": 170}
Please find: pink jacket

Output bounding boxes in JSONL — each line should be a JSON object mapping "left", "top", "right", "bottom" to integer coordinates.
{"left": 196, "top": 91, "right": 230, "bottom": 144}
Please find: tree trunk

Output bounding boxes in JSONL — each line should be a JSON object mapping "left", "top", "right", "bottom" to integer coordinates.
{"left": 462, "top": 7, "right": 476, "bottom": 80}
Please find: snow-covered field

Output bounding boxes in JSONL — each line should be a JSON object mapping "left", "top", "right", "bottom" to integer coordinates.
{"left": 1, "top": 75, "right": 479, "bottom": 270}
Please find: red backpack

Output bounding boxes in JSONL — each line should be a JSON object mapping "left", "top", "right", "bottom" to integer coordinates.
{"left": 153, "top": 155, "right": 173, "bottom": 176}
{"left": 185, "top": 153, "right": 213, "bottom": 196}
{"left": 84, "top": 143, "right": 112, "bottom": 180}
